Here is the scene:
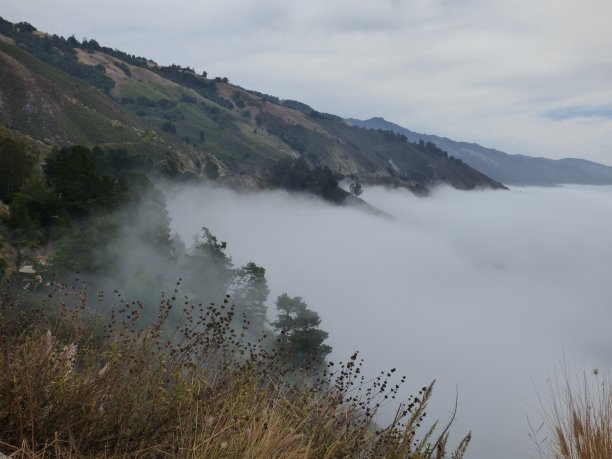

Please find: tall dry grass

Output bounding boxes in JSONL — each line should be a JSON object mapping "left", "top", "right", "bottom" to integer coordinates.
{"left": 0, "top": 281, "right": 470, "bottom": 458}
{"left": 531, "top": 366, "right": 612, "bottom": 459}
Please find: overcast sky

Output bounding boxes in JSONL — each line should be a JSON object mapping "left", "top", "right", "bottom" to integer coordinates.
{"left": 4, "top": 1, "right": 612, "bottom": 163}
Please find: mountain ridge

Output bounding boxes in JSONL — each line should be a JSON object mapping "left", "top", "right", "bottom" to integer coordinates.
{"left": 347, "top": 117, "right": 612, "bottom": 186}
{"left": 0, "top": 17, "right": 505, "bottom": 196}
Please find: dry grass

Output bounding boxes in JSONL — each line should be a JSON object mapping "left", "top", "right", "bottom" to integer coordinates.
{"left": 531, "top": 366, "right": 612, "bottom": 459}
{"left": 0, "top": 281, "right": 470, "bottom": 458}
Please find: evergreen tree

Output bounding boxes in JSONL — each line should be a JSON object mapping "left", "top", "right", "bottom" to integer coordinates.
{"left": 273, "top": 294, "right": 331, "bottom": 370}
{"left": 5, "top": 174, "right": 60, "bottom": 269}
{"left": 53, "top": 214, "right": 120, "bottom": 273}
{"left": 44, "top": 146, "right": 120, "bottom": 216}
{"left": 119, "top": 173, "right": 174, "bottom": 257}
{"left": 0, "top": 138, "right": 37, "bottom": 203}
{"left": 183, "top": 227, "right": 234, "bottom": 304}
{"left": 230, "top": 262, "right": 269, "bottom": 330}
{"left": 349, "top": 180, "right": 363, "bottom": 196}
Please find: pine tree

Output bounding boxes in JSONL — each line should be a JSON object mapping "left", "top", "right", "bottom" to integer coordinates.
{"left": 273, "top": 294, "right": 331, "bottom": 370}
{"left": 183, "top": 227, "right": 234, "bottom": 304}
{"left": 230, "top": 262, "right": 269, "bottom": 330}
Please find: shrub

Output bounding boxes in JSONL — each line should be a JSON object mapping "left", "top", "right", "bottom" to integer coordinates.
{"left": 0, "top": 283, "right": 470, "bottom": 458}
{"left": 161, "top": 121, "right": 177, "bottom": 134}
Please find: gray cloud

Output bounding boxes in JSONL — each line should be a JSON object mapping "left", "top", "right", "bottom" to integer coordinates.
{"left": 166, "top": 184, "right": 612, "bottom": 458}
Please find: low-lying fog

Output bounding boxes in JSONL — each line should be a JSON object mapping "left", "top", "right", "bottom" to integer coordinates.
{"left": 166, "top": 184, "right": 612, "bottom": 458}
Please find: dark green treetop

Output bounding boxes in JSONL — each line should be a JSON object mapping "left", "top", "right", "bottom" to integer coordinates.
{"left": 273, "top": 293, "right": 332, "bottom": 370}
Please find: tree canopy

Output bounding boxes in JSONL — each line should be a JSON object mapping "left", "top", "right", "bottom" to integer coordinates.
{"left": 273, "top": 293, "right": 332, "bottom": 370}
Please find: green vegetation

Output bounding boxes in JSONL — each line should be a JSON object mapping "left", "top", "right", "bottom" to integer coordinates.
{"left": 269, "top": 157, "right": 348, "bottom": 203}
{"left": 153, "top": 64, "right": 230, "bottom": 108}
{"left": 113, "top": 60, "right": 131, "bottom": 77}
{"left": 231, "top": 261, "right": 269, "bottom": 330}
{"left": 0, "top": 15, "right": 504, "bottom": 193}
{"left": 0, "top": 137, "right": 39, "bottom": 203}
{"left": 231, "top": 90, "right": 255, "bottom": 109}
{"left": 256, "top": 112, "right": 328, "bottom": 158}
{"left": 417, "top": 139, "right": 449, "bottom": 158}
{"left": 0, "top": 40, "right": 146, "bottom": 149}
{"left": 0, "top": 141, "right": 471, "bottom": 458}
{"left": 0, "top": 18, "right": 507, "bottom": 452}
{"left": 204, "top": 158, "right": 220, "bottom": 179}
{"left": 0, "top": 144, "right": 330, "bottom": 355}
{"left": 273, "top": 294, "right": 332, "bottom": 369}
{"left": 0, "top": 17, "right": 114, "bottom": 93}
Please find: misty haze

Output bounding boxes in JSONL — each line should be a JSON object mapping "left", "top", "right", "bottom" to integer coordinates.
{"left": 2, "top": 3, "right": 612, "bottom": 457}
{"left": 166, "top": 183, "right": 612, "bottom": 458}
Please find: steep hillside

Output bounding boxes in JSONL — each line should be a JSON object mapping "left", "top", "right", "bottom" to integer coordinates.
{"left": 0, "top": 17, "right": 505, "bottom": 194}
{"left": 0, "top": 41, "right": 145, "bottom": 147}
{"left": 348, "top": 117, "right": 612, "bottom": 186}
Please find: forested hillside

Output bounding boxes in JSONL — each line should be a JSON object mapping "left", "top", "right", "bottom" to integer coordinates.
{"left": 0, "top": 17, "right": 504, "bottom": 195}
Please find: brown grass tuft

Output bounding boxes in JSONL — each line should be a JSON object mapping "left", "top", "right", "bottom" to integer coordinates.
{"left": 0, "top": 282, "right": 470, "bottom": 458}
{"left": 531, "top": 366, "right": 612, "bottom": 459}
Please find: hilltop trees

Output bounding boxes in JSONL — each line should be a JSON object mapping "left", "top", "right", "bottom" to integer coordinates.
{"left": 418, "top": 139, "right": 449, "bottom": 158}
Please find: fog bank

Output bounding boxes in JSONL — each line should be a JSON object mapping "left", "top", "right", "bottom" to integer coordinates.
{"left": 166, "top": 184, "right": 612, "bottom": 458}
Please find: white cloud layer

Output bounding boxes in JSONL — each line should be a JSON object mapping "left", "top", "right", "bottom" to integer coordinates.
{"left": 3, "top": 1, "right": 612, "bottom": 164}
{"left": 166, "top": 184, "right": 612, "bottom": 458}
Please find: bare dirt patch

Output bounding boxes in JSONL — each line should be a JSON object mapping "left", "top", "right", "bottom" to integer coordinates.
{"left": 0, "top": 35, "right": 16, "bottom": 45}
{"left": 75, "top": 50, "right": 179, "bottom": 91}
{"left": 261, "top": 101, "right": 331, "bottom": 136}
{"left": 216, "top": 83, "right": 330, "bottom": 136}
{"left": 0, "top": 50, "right": 36, "bottom": 85}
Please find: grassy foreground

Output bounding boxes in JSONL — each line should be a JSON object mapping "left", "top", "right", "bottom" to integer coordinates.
{"left": 531, "top": 366, "right": 612, "bottom": 459}
{"left": 0, "top": 281, "right": 470, "bottom": 458}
